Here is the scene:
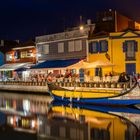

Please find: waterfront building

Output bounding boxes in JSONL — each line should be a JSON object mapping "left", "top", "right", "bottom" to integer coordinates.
{"left": 0, "top": 40, "right": 18, "bottom": 66}
{"left": 95, "top": 9, "right": 140, "bottom": 33}
{"left": 32, "top": 21, "right": 95, "bottom": 78}
{"left": 33, "top": 10, "right": 140, "bottom": 82}
{"left": 88, "top": 29, "right": 140, "bottom": 77}
{"left": 0, "top": 40, "right": 36, "bottom": 81}
{"left": 0, "top": 40, "right": 19, "bottom": 81}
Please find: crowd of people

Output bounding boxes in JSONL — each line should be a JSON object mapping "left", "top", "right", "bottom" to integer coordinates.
{"left": 28, "top": 70, "right": 79, "bottom": 83}
{"left": 2, "top": 70, "right": 140, "bottom": 87}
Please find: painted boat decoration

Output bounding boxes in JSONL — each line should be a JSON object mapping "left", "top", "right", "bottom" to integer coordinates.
{"left": 49, "top": 101, "right": 140, "bottom": 139}
{"left": 48, "top": 81, "right": 140, "bottom": 106}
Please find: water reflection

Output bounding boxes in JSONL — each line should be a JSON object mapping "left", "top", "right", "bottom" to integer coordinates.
{"left": 0, "top": 92, "right": 140, "bottom": 140}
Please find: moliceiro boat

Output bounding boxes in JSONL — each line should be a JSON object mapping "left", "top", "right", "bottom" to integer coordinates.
{"left": 48, "top": 80, "right": 140, "bottom": 106}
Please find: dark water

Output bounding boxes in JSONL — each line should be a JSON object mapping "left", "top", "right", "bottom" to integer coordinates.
{"left": 0, "top": 91, "right": 140, "bottom": 140}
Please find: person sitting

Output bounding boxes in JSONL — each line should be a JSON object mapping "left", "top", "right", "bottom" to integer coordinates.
{"left": 64, "top": 70, "right": 72, "bottom": 78}
{"left": 118, "top": 72, "right": 130, "bottom": 82}
{"left": 46, "top": 72, "right": 53, "bottom": 82}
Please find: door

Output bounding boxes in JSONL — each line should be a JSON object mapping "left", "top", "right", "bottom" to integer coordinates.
{"left": 126, "top": 63, "right": 136, "bottom": 75}
{"left": 95, "top": 68, "right": 102, "bottom": 77}
{"left": 79, "top": 69, "right": 84, "bottom": 82}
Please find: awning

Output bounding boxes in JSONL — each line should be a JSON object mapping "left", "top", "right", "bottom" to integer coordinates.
{"left": 86, "top": 60, "right": 115, "bottom": 68}
{"left": 31, "top": 59, "right": 81, "bottom": 70}
{"left": 66, "top": 60, "right": 89, "bottom": 69}
{"left": 0, "top": 63, "right": 33, "bottom": 71}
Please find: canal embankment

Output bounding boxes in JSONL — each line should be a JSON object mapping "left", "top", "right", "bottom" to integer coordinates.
{"left": 0, "top": 81, "right": 49, "bottom": 94}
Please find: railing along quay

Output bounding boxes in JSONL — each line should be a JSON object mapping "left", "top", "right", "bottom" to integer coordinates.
{"left": 0, "top": 81, "right": 131, "bottom": 88}
{"left": 55, "top": 81, "right": 131, "bottom": 89}
{"left": 0, "top": 81, "right": 49, "bottom": 93}
{"left": 0, "top": 81, "right": 47, "bottom": 86}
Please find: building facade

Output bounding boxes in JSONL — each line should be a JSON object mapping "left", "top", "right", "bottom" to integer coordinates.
{"left": 0, "top": 40, "right": 36, "bottom": 81}
{"left": 5, "top": 40, "right": 36, "bottom": 64}
{"left": 36, "top": 23, "right": 95, "bottom": 63}
{"left": 95, "top": 9, "right": 140, "bottom": 33}
{"left": 88, "top": 30, "right": 140, "bottom": 77}
{"left": 0, "top": 40, "right": 18, "bottom": 66}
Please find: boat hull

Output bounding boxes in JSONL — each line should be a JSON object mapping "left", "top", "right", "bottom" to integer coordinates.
{"left": 48, "top": 82, "right": 140, "bottom": 106}
{"left": 51, "top": 93, "right": 140, "bottom": 106}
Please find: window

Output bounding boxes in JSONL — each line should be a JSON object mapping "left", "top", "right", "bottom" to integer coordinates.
{"left": 37, "top": 44, "right": 43, "bottom": 53}
{"left": 89, "top": 42, "right": 98, "bottom": 53}
{"left": 68, "top": 40, "right": 82, "bottom": 52}
{"left": 75, "top": 40, "right": 82, "bottom": 51}
{"left": 43, "top": 44, "right": 49, "bottom": 54}
{"left": 126, "top": 63, "right": 136, "bottom": 75}
{"left": 6, "top": 54, "right": 12, "bottom": 61}
{"left": 14, "top": 51, "right": 20, "bottom": 59}
{"left": 123, "top": 40, "right": 137, "bottom": 61}
{"left": 68, "top": 41, "right": 74, "bottom": 52}
{"left": 99, "top": 40, "right": 108, "bottom": 53}
{"left": 20, "top": 50, "right": 33, "bottom": 58}
{"left": 58, "top": 42, "right": 64, "bottom": 53}
{"left": 95, "top": 68, "right": 102, "bottom": 77}
{"left": 126, "top": 41, "right": 135, "bottom": 59}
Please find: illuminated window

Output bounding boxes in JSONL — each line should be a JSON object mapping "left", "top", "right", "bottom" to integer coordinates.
{"left": 68, "top": 41, "right": 74, "bottom": 52}
{"left": 43, "top": 44, "right": 49, "bottom": 54}
{"left": 127, "top": 42, "right": 135, "bottom": 57}
{"left": 21, "top": 51, "right": 27, "bottom": 58}
{"left": 89, "top": 41, "right": 98, "bottom": 53}
{"left": 58, "top": 42, "right": 64, "bottom": 53}
{"left": 75, "top": 40, "right": 82, "bottom": 51}
{"left": 99, "top": 40, "right": 108, "bottom": 53}
{"left": 14, "top": 51, "right": 20, "bottom": 59}
{"left": 6, "top": 54, "right": 12, "bottom": 61}
{"left": 20, "top": 50, "right": 33, "bottom": 58}
{"left": 123, "top": 40, "right": 137, "bottom": 61}
{"left": 37, "top": 44, "right": 43, "bottom": 53}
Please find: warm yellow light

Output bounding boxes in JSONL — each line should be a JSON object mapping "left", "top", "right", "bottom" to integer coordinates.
{"left": 80, "top": 25, "right": 84, "bottom": 30}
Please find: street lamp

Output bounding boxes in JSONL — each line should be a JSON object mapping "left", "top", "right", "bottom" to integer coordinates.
{"left": 79, "top": 25, "right": 84, "bottom": 31}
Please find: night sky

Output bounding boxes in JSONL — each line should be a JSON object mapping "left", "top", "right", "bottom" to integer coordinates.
{"left": 0, "top": 0, "right": 140, "bottom": 41}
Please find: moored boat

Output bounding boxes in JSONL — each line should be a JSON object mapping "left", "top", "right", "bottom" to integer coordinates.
{"left": 48, "top": 81, "right": 140, "bottom": 106}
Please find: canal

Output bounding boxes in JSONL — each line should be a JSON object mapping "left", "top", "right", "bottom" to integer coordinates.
{"left": 0, "top": 91, "right": 140, "bottom": 140}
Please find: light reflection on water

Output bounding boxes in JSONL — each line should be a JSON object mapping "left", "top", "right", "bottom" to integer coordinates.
{"left": 0, "top": 91, "right": 140, "bottom": 140}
